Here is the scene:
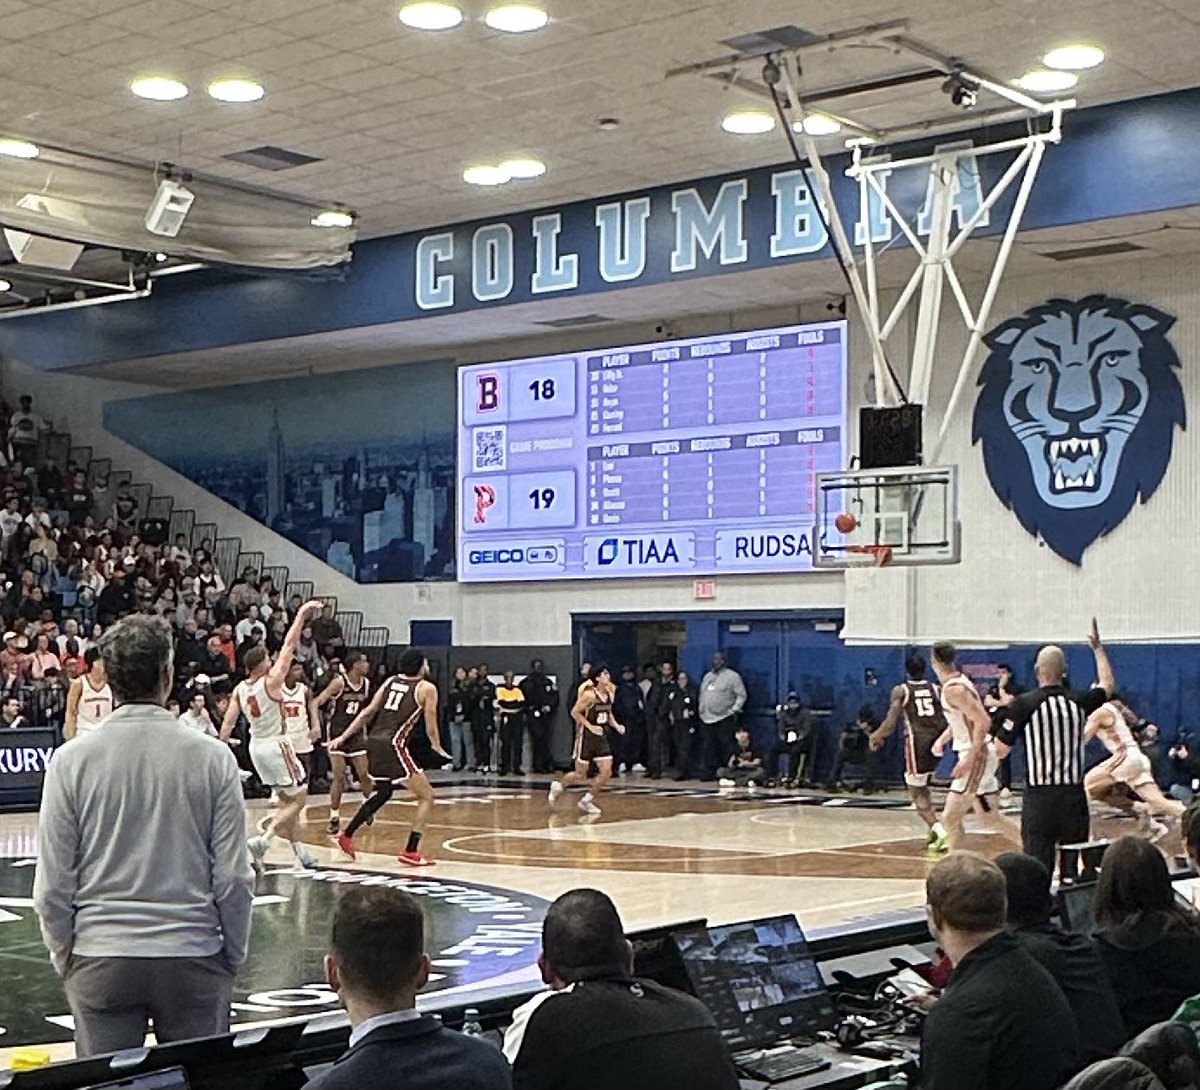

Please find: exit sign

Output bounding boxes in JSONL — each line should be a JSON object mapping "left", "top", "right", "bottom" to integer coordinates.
{"left": 693, "top": 579, "right": 716, "bottom": 600}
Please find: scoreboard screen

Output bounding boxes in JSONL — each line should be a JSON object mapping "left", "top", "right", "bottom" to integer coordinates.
{"left": 457, "top": 320, "right": 848, "bottom": 582}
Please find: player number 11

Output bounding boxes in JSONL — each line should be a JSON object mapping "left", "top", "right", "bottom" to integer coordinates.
{"left": 529, "top": 488, "right": 556, "bottom": 510}
{"left": 528, "top": 378, "right": 556, "bottom": 401}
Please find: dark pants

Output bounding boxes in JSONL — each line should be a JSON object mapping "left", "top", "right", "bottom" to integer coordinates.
{"left": 1022, "top": 784, "right": 1090, "bottom": 873}
{"left": 471, "top": 715, "right": 493, "bottom": 769}
{"left": 997, "top": 754, "right": 1013, "bottom": 791}
{"left": 701, "top": 715, "right": 737, "bottom": 780}
{"left": 527, "top": 709, "right": 554, "bottom": 772}
{"left": 64, "top": 954, "right": 235, "bottom": 1058}
{"left": 646, "top": 717, "right": 671, "bottom": 778}
{"left": 617, "top": 716, "right": 645, "bottom": 771}
{"left": 674, "top": 719, "right": 701, "bottom": 779}
{"left": 769, "top": 737, "right": 815, "bottom": 783}
{"left": 498, "top": 711, "right": 525, "bottom": 774}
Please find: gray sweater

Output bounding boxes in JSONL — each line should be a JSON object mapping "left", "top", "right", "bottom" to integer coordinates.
{"left": 34, "top": 703, "right": 255, "bottom": 973}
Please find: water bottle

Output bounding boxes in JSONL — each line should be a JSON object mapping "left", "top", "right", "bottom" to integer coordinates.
{"left": 461, "top": 1008, "right": 484, "bottom": 1038}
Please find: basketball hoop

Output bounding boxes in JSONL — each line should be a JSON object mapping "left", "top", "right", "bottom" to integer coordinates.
{"left": 846, "top": 543, "right": 894, "bottom": 567}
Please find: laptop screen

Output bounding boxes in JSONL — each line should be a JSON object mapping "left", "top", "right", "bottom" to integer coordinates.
{"left": 674, "top": 915, "right": 834, "bottom": 1050}
{"left": 628, "top": 918, "right": 705, "bottom": 994}
{"left": 1058, "top": 882, "right": 1098, "bottom": 935}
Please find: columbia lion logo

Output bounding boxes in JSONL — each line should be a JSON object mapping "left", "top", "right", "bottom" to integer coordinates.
{"left": 972, "top": 295, "right": 1185, "bottom": 565}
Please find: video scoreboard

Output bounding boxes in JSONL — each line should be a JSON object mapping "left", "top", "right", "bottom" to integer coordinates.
{"left": 457, "top": 320, "right": 848, "bottom": 582}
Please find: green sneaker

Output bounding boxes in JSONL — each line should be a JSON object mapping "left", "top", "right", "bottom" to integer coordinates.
{"left": 928, "top": 822, "right": 949, "bottom": 854}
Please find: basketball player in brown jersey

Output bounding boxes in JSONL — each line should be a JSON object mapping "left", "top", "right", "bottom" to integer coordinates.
{"left": 550, "top": 664, "right": 626, "bottom": 816}
{"left": 328, "top": 647, "right": 450, "bottom": 866}
{"left": 869, "top": 654, "right": 949, "bottom": 850}
{"left": 313, "top": 651, "right": 374, "bottom": 833}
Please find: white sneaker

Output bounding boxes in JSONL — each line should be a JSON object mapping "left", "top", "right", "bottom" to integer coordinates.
{"left": 632, "top": 763, "right": 646, "bottom": 773}
{"left": 747, "top": 783, "right": 759, "bottom": 794}
{"left": 999, "top": 788, "right": 1013, "bottom": 805}
{"left": 292, "top": 844, "right": 319, "bottom": 870}
{"left": 718, "top": 778, "right": 736, "bottom": 788}
{"left": 578, "top": 794, "right": 601, "bottom": 816}
{"left": 1149, "top": 819, "right": 1170, "bottom": 844}
{"left": 548, "top": 781, "right": 564, "bottom": 806}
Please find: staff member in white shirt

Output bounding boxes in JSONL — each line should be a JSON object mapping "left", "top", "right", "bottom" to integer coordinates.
{"left": 698, "top": 652, "right": 747, "bottom": 781}
{"left": 34, "top": 615, "right": 254, "bottom": 1057}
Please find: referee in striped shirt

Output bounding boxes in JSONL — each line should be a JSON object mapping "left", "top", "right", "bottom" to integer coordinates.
{"left": 993, "top": 619, "right": 1114, "bottom": 872}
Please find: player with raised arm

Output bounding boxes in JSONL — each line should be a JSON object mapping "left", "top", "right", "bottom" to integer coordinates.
{"left": 313, "top": 651, "right": 374, "bottom": 834}
{"left": 869, "top": 654, "right": 948, "bottom": 850}
{"left": 931, "top": 642, "right": 1023, "bottom": 852}
{"left": 1085, "top": 698, "right": 1184, "bottom": 841}
{"left": 221, "top": 599, "right": 322, "bottom": 872}
{"left": 549, "top": 664, "right": 626, "bottom": 817}
{"left": 329, "top": 647, "right": 448, "bottom": 867}
{"left": 64, "top": 648, "right": 113, "bottom": 739}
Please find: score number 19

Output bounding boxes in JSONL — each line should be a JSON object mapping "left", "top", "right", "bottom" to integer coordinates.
{"left": 529, "top": 487, "right": 555, "bottom": 510}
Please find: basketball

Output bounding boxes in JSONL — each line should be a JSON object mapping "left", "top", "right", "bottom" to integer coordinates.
{"left": 835, "top": 512, "right": 857, "bottom": 534}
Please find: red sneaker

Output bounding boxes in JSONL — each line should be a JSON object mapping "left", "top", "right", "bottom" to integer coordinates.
{"left": 398, "top": 850, "right": 434, "bottom": 867}
{"left": 335, "top": 832, "right": 356, "bottom": 860}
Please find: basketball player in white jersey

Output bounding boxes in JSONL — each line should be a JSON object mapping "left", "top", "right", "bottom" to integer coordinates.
{"left": 64, "top": 648, "right": 113, "bottom": 739}
{"left": 328, "top": 647, "right": 449, "bottom": 866}
{"left": 220, "top": 599, "right": 322, "bottom": 871}
{"left": 931, "top": 642, "right": 1023, "bottom": 852}
{"left": 281, "top": 661, "right": 319, "bottom": 791}
{"left": 313, "top": 651, "right": 373, "bottom": 834}
{"left": 1085, "top": 698, "right": 1184, "bottom": 840}
{"left": 869, "top": 654, "right": 948, "bottom": 849}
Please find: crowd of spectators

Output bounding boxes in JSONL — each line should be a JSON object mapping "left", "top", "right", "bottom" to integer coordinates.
{"left": 0, "top": 395, "right": 355, "bottom": 774}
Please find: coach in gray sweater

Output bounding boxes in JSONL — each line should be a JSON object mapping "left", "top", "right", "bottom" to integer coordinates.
{"left": 34, "top": 615, "right": 255, "bottom": 1057}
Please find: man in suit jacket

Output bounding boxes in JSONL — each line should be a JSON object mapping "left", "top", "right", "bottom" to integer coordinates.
{"left": 304, "top": 885, "right": 511, "bottom": 1090}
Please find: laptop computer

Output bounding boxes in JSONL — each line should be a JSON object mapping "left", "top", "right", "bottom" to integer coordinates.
{"left": 1058, "top": 881, "right": 1099, "bottom": 935}
{"left": 674, "top": 915, "right": 836, "bottom": 1081}
{"left": 628, "top": 918, "right": 706, "bottom": 995}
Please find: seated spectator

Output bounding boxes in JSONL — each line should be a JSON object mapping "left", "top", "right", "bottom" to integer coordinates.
{"left": 178, "top": 692, "right": 217, "bottom": 737}
{"left": 0, "top": 630, "right": 26, "bottom": 676}
{"left": 235, "top": 604, "right": 267, "bottom": 648}
{"left": 769, "top": 691, "right": 815, "bottom": 786}
{"left": 215, "top": 623, "right": 236, "bottom": 670}
{"left": 311, "top": 603, "right": 344, "bottom": 652}
{"left": 96, "top": 567, "right": 134, "bottom": 623}
{"left": 503, "top": 888, "right": 739, "bottom": 1090}
{"left": 718, "top": 727, "right": 764, "bottom": 788}
{"left": 919, "top": 853, "right": 1080, "bottom": 1090}
{"left": 305, "top": 885, "right": 511, "bottom": 1090}
{"left": 1093, "top": 835, "right": 1200, "bottom": 1038}
{"left": 994, "top": 852, "right": 1125, "bottom": 1064}
{"left": 2, "top": 695, "right": 28, "bottom": 728}
{"left": 227, "top": 567, "right": 261, "bottom": 613}
{"left": 826, "top": 706, "right": 882, "bottom": 792}
{"left": 26, "top": 632, "right": 60, "bottom": 680}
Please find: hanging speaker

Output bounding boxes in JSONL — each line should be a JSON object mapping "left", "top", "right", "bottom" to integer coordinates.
{"left": 860, "top": 404, "right": 923, "bottom": 468}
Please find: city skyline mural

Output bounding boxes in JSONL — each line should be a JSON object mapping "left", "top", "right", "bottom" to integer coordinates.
{"left": 104, "top": 361, "right": 457, "bottom": 583}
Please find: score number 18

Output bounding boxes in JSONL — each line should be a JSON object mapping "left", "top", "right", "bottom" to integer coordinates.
{"left": 528, "top": 378, "right": 556, "bottom": 401}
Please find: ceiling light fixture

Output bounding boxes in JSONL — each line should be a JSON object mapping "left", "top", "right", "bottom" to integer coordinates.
{"left": 721, "top": 109, "right": 775, "bottom": 135}
{"left": 207, "top": 78, "right": 265, "bottom": 103}
{"left": 0, "top": 139, "right": 39, "bottom": 160}
{"left": 1043, "top": 44, "right": 1105, "bottom": 70}
{"left": 464, "top": 164, "right": 512, "bottom": 186}
{"left": 1015, "top": 69, "right": 1078, "bottom": 93}
{"left": 131, "top": 76, "right": 189, "bottom": 101}
{"left": 793, "top": 114, "right": 841, "bottom": 136}
{"left": 399, "top": 1, "right": 463, "bottom": 30}
{"left": 499, "top": 157, "right": 546, "bottom": 178}
{"left": 484, "top": 4, "right": 548, "bottom": 32}
{"left": 311, "top": 209, "right": 355, "bottom": 228}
